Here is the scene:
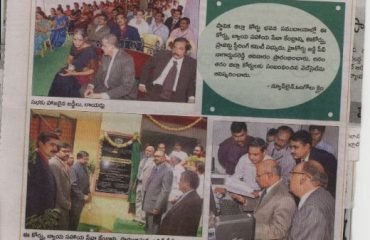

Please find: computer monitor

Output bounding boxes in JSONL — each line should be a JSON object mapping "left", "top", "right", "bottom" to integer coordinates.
{"left": 215, "top": 213, "right": 255, "bottom": 240}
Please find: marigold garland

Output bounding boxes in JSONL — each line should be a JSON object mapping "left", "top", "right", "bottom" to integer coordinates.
{"left": 102, "top": 131, "right": 140, "bottom": 148}
{"left": 146, "top": 115, "right": 204, "bottom": 132}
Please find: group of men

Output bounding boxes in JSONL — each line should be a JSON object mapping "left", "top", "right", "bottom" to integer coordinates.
{"left": 216, "top": 122, "right": 337, "bottom": 239}
{"left": 26, "top": 132, "right": 91, "bottom": 231}
{"left": 79, "top": 33, "right": 196, "bottom": 102}
{"left": 134, "top": 142, "right": 205, "bottom": 236}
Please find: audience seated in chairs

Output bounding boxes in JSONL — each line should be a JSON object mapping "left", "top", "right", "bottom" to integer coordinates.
{"left": 34, "top": 11, "right": 51, "bottom": 57}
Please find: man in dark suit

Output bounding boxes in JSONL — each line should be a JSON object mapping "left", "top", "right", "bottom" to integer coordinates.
{"left": 49, "top": 142, "right": 72, "bottom": 230}
{"left": 26, "top": 132, "right": 59, "bottom": 219}
{"left": 290, "top": 130, "right": 337, "bottom": 197}
{"left": 289, "top": 160, "right": 335, "bottom": 240}
{"left": 69, "top": 151, "right": 91, "bottom": 230}
{"left": 164, "top": 9, "right": 182, "bottom": 33}
{"left": 217, "top": 122, "right": 254, "bottom": 175}
{"left": 84, "top": 34, "right": 137, "bottom": 100}
{"left": 142, "top": 150, "right": 173, "bottom": 234}
{"left": 110, "top": 13, "right": 142, "bottom": 51}
{"left": 138, "top": 37, "right": 196, "bottom": 103}
{"left": 159, "top": 170, "right": 202, "bottom": 236}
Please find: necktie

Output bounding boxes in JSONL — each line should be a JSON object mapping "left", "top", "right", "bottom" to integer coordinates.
{"left": 160, "top": 60, "right": 178, "bottom": 100}
{"left": 258, "top": 189, "right": 267, "bottom": 205}
{"left": 146, "top": 166, "right": 158, "bottom": 189}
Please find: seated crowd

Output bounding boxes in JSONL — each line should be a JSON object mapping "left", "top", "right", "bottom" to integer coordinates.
{"left": 214, "top": 122, "right": 337, "bottom": 240}
{"left": 35, "top": 0, "right": 198, "bottom": 103}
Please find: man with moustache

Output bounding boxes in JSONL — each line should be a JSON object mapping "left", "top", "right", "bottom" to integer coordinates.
{"left": 86, "top": 13, "right": 111, "bottom": 47}
{"left": 110, "top": 12, "right": 142, "bottom": 50}
{"left": 49, "top": 142, "right": 72, "bottom": 230}
{"left": 139, "top": 37, "right": 196, "bottom": 103}
{"left": 26, "top": 132, "right": 59, "bottom": 218}
{"left": 290, "top": 130, "right": 337, "bottom": 197}
{"left": 218, "top": 122, "right": 254, "bottom": 175}
{"left": 266, "top": 125, "right": 296, "bottom": 185}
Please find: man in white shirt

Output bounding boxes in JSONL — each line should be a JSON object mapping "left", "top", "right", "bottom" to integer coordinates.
{"left": 128, "top": 9, "right": 149, "bottom": 37}
{"left": 148, "top": 12, "right": 170, "bottom": 47}
{"left": 225, "top": 138, "right": 271, "bottom": 195}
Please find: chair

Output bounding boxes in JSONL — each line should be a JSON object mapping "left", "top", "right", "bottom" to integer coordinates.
{"left": 124, "top": 49, "right": 152, "bottom": 80}
{"left": 141, "top": 33, "right": 162, "bottom": 56}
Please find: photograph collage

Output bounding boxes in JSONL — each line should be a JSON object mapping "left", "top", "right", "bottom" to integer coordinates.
{"left": 0, "top": 0, "right": 363, "bottom": 239}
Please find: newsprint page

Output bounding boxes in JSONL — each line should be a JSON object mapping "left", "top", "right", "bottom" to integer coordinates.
{"left": 1, "top": 0, "right": 366, "bottom": 240}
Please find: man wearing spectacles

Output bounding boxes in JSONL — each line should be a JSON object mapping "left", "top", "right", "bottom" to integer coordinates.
{"left": 289, "top": 130, "right": 337, "bottom": 198}
{"left": 288, "top": 160, "right": 334, "bottom": 240}
{"left": 232, "top": 160, "right": 296, "bottom": 240}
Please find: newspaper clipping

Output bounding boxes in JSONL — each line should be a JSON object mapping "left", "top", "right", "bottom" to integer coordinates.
{"left": 0, "top": 0, "right": 357, "bottom": 240}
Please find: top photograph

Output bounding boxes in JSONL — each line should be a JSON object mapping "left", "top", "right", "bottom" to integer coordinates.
{"left": 32, "top": 0, "right": 199, "bottom": 103}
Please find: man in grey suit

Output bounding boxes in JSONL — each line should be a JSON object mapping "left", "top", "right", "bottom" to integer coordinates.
{"left": 289, "top": 160, "right": 335, "bottom": 240}
{"left": 69, "top": 151, "right": 91, "bottom": 230}
{"left": 84, "top": 34, "right": 137, "bottom": 99}
{"left": 49, "top": 142, "right": 72, "bottom": 230}
{"left": 135, "top": 145, "right": 155, "bottom": 224}
{"left": 142, "top": 150, "right": 173, "bottom": 234}
{"left": 232, "top": 160, "right": 296, "bottom": 240}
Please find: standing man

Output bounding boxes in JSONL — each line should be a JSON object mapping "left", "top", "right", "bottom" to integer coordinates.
{"left": 135, "top": 145, "right": 155, "bottom": 224}
{"left": 84, "top": 34, "right": 137, "bottom": 100}
{"left": 139, "top": 37, "right": 196, "bottom": 103}
{"left": 159, "top": 170, "right": 202, "bottom": 236}
{"left": 290, "top": 130, "right": 337, "bottom": 197}
{"left": 266, "top": 125, "right": 296, "bottom": 185}
{"left": 233, "top": 160, "right": 296, "bottom": 239}
{"left": 142, "top": 150, "right": 173, "bottom": 234}
{"left": 70, "top": 151, "right": 91, "bottom": 230}
{"left": 289, "top": 161, "right": 335, "bottom": 240}
{"left": 49, "top": 142, "right": 72, "bottom": 230}
{"left": 226, "top": 138, "right": 271, "bottom": 194}
{"left": 26, "top": 132, "right": 59, "bottom": 218}
{"left": 217, "top": 122, "right": 254, "bottom": 175}
{"left": 309, "top": 125, "right": 335, "bottom": 156}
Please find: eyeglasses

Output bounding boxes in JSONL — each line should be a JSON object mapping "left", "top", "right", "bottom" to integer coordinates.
{"left": 289, "top": 171, "right": 305, "bottom": 175}
{"left": 256, "top": 172, "right": 271, "bottom": 178}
